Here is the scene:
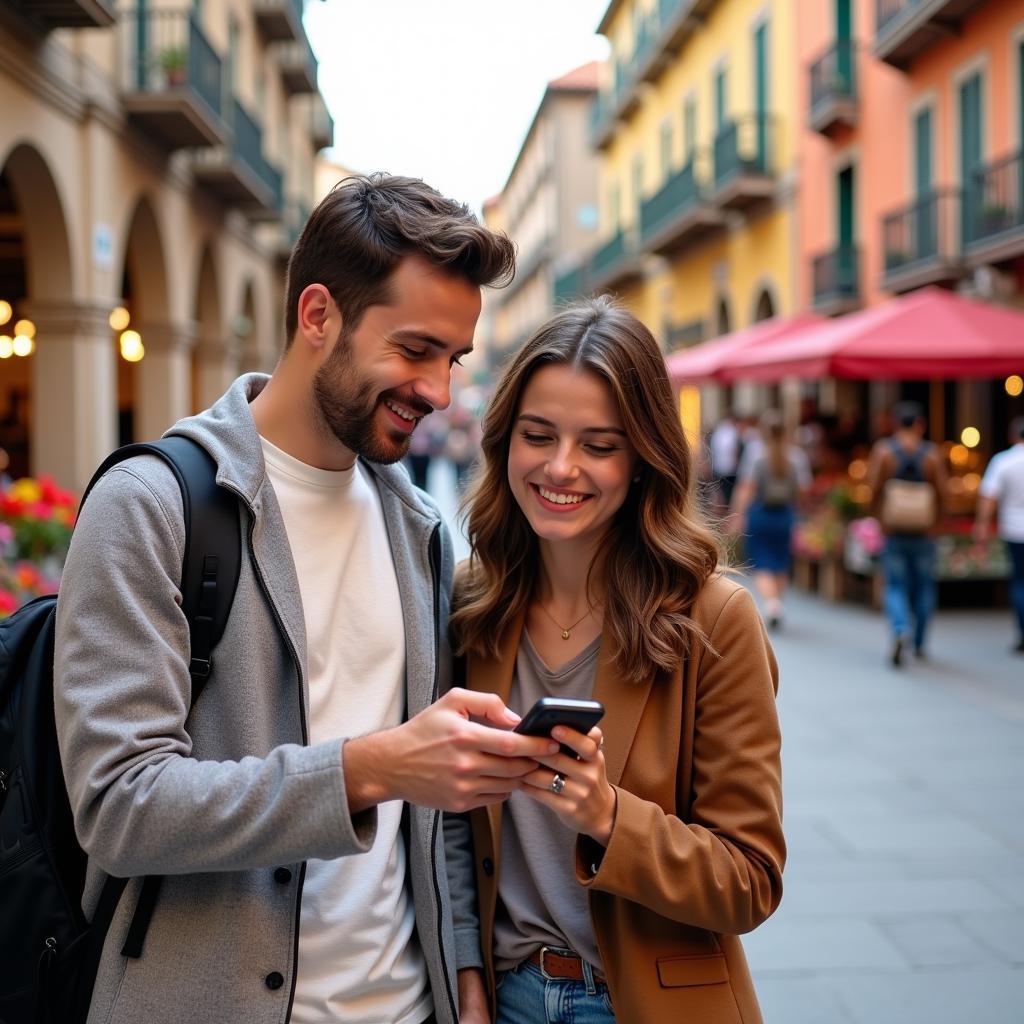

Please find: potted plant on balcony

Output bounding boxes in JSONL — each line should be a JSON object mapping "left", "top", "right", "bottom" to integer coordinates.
{"left": 158, "top": 45, "right": 187, "bottom": 88}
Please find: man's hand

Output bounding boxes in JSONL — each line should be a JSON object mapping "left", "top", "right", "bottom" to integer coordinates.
{"left": 457, "top": 968, "right": 490, "bottom": 1024}
{"left": 343, "top": 688, "right": 559, "bottom": 814}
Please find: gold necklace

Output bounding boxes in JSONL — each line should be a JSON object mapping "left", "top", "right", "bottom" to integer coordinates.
{"left": 537, "top": 601, "right": 594, "bottom": 640}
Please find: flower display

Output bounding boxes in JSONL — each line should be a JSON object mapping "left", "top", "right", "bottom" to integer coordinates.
{"left": 0, "top": 475, "right": 77, "bottom": 616}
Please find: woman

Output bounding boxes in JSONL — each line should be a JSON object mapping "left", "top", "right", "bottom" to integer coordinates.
{"left": 445, "top": 298, "right": 784, "bottom": 1024}
{"left": 730, "top": 409, "right": 811, "bottom": 630}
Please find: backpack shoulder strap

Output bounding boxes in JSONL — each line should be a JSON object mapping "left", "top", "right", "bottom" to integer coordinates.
{"left": 82, "top": 437, "right": 241, "bottom": 699}
{"left": 79, "top": 436, "right": 241, "bottom": 961}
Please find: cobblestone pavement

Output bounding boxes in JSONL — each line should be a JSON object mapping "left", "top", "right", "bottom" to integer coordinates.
{"left": 428, "top": 458, "right": 1024, "bottom": 1023}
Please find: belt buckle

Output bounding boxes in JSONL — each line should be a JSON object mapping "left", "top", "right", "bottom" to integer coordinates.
{"left": 538, "top": 946, "right": 558, "bottom": 981}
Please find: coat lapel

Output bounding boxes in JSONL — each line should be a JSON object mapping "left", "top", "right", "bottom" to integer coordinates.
{"left": 591, "top": 637, "right": 654, "bottom": 787}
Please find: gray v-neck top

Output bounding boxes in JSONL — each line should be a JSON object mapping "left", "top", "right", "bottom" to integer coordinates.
{"left": 493, "top": 630, "right": 604, "bottom": 972}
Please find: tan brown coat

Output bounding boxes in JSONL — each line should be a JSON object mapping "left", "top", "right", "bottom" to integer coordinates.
{"left": 464, "top": 574, "right": 784, "bottom": 1024}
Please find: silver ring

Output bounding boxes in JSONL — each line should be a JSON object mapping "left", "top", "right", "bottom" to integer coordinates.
{"left": 550, "top": 773, "right": 565, "bottom": 795}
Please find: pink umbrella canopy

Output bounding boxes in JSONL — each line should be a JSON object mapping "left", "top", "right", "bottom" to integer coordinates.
{"left": 721, "top": 287, "right": 1024, "bottom": 382}
{"left": 665, "top": 313, "right": 824, "bottom": 385}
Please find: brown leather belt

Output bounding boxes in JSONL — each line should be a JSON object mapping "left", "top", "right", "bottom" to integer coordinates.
{"left": 527, "top": 946, "right": 606, "bottom": 985}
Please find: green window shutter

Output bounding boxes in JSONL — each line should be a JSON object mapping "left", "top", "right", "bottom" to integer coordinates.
{"left": 683, "top": 95, "right": 696, "bottom": 163}
{"left": 838, "top": 164, "right": 855, "bottom": 246}
{"left": 836, "top": 0, "right": 852, "bottom": 41}
{"left": 959, "top": 72, "right": 982, "bottom": 244}
{"left": 714, "top": 67, "right": 727, "bottom": 131}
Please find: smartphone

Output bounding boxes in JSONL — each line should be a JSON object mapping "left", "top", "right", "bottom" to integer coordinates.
{"left": 513, "top": 697, "right": 605, "bottom": 757}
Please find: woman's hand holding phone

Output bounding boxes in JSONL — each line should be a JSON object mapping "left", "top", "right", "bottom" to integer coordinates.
{"left": 521, "top": 724, "right": 617, "bottom": 847}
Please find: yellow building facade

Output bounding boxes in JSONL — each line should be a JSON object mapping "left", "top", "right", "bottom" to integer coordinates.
{"left": 561, "top": 0, "right": 800, "bottom": 419}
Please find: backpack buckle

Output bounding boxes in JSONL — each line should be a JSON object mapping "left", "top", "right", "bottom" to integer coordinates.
{"left": 188, "top": 656, "right": 212, "bottom": 680}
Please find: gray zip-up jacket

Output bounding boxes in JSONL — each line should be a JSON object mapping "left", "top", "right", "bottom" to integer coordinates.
{"left": 54, "top": 374, "right": 459, "bottom": 1024}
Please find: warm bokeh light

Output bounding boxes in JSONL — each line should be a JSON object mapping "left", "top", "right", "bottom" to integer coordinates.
{"left": 0, "top": 301, "right": 11, "bottom": 326}
{"left": 960, "top": 426, "right": 980, "bottom": 449}
{"left": 947, "top": 476, "right": 964, "bottom": 495}
{"left": 0, "top": 335, "right": 12, "bottom": 359}
{"left": 848, "top": 459, "right": 867, "bottom": 480}
{"left": 109, "top": 306, "right": 131, "bottom": 331}
{"left": 120, "top": 329, "right": 145, "bottom": 362}
{"left": 949, "top": 444, "right": 970, "bottom": 467}
{"left": 13, "top": 318, "right": 35, "bottom": 339}
{"left": 1006, "top": 375, "right": 1024, "bottom": 398}
{"left": 963, "top": 472, "right": 981, "bottom": 492}
{"left": 852, "top": 483, "right": 872, "bottom": 504}
{"left": 12, "top": 334, "right": 34, "bottom": 357}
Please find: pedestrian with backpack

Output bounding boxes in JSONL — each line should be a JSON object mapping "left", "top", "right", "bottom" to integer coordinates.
{"left": 867, "top": 401, "right": 948, "bottom": 667}
{"left": 730, "top": 410, "right": 812, "bottom": 630}
{"left": 28, "top": 175, "right": 562, "bottom": 1024}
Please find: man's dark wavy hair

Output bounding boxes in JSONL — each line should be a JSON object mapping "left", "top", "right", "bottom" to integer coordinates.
{"left": 284, "top": 173, "right": 515, "bottom": 345}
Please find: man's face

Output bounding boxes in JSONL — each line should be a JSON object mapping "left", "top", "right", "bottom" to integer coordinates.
{"left": 312, "top": 255, "right": 481, "bottom": 464}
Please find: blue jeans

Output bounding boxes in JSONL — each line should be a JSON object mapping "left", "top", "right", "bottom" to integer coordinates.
{"left": 1007, "top": 540, "right": 1024, "bottom": 642}
{"left": 495, "top": 956, "right": 615, "bottom": 1024}
{"left": 881, "top": 535, "right": 937, "bottom": 649}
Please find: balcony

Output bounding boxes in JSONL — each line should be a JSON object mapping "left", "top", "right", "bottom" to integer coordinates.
{"left": 118, "top": 9, "right": 226, "bottom": 149}
{"left": 271, "top": 34, "right": 317, "bottom": 95}
{"left": 310, "top": 94, "right": 334, "bottom": 151}
{"left": 10, "top": 0, "right": 115, "bottom": 29}
{"left": 590, "top": 56, "right": 642, "bottom": 150}
{"left": 554, "top": 264, "right": 590, "bottom": 305}
{"left": 639, "top": 153, "right": 723, "bottom": 256}
{"left": 882, "top": 189, "right": 964, "bottom": 293}
{"left": 277, "top": 198, "right": 311, "bottom": 263}
{"left": 812, "top": 243, "right": 860, "bottom": 316}
{"left": 711, "top": 114, "right": 775, "bottom": 212}
{"left": 874, "top": 0, "right": 988, "bottom": 70}
{"left": 666, "top": 318, "right": 706, "bottom": 352}
{"left": 253, "top": 0, "right": 304, "bottom": 43}
{"left": 808, "top": 39, "right": 857, "bottom": 136}
{"left": 193, "top": 99, "right": 283, "bottom": 219}
{"left": 588, "top": 229, "right": 644, "bottom": 294}
{"left": 632, "top": 0, "right": 720, "bottom": 86}
{"left": 963, "top": 150, "right": 1024, "bottom": 267}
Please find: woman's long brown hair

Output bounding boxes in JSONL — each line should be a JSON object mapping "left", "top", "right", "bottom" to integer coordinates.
{"left": 451, "top": 296, "right": 721, "bottom": 684}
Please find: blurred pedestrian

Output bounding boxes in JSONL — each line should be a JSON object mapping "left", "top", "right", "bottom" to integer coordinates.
{"left": 731, "top": 410, "right": 812, "bottom": 630}
{"left": 867, "top": 401, "right": 948, "bottom": 667}
{"left": 708, "top": 409, "right": 743, "bottom": 507}
{"left": 974, "top": 416, "right": 1024, "bottom": 654}
{"left": 405, "top": 414, "right": 442, "bottom": 491}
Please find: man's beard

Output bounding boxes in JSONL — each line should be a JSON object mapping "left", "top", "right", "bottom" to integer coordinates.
{"left": 312, "top": 328, "right": 427, "bottom": 464}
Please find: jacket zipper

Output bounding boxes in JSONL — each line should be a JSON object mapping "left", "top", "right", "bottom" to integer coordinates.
{"left": 235, "top": 500, "right": 308, "bottom": 1022}
{"left": 426, "top": 524, "right": 458, "bottom": 1024}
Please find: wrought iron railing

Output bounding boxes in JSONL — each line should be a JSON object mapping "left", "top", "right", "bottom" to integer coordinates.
{"left": 119, "top": 7, "right": 222, "bottom": 120}
{"left": 812, "top": 244, "right": 860, "bottom": 305}
{"left": 964, "top": 150, "right": 1024, "bottom": 248}
{"left": 875, "top": 0, "right": 918, "bottom": 37}
{"left": 882, "top": 189, "right": 961, "bottom": 274}
{"left": 809, "top": 39, "right": 856, "bottom": 117}
{"left": 640, "top": 157, "right": 704, "bottom": 242}
{"left": 228, "top": 99, "right": 283, "bottom": 209}
{"left": 712, "top": 114, "right": 773, "bottom": 188}
{"left": 554, "top": 265, "right": 589, "bottom": 305}
{"left": 590, "top": 230, "right": 630, "bottom": 280}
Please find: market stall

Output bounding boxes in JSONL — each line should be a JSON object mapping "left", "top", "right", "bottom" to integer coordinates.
{"left": 679, "top": 288, "right": 1024, "bottom": 602}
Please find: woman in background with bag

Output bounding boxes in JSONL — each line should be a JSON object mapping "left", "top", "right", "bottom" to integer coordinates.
{"left": 867, "top": 401, "right": 948, "bottom": 666}
{"left": 730, "top": 410, "right": 812, "bottom": 630}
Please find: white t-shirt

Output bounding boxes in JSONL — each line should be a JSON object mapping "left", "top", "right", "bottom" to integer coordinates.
{"left": 979, "top": 443, "right": 1024, "bottom": 542}
{"left": 261, "top": 437, "right": 432, "bottom": 1024}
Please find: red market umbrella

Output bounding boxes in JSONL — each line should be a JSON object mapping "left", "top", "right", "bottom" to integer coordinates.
{"left": 665, "top": 312, "right": 824, "bottom": 385}
{"left": 722, "top": 287, "right": 1024, "bottom": 382}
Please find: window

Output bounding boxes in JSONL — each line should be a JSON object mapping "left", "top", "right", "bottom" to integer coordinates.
{"left": 660, "top": 119, "right": 673, "bottom": 177}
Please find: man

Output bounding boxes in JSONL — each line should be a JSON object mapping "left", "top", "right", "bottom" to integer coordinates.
{"left": 867, "top": 401, "right": 948, "bottom": 667}
{"left": 975, "top": 417, "right": 1024, "bottom": 654}
{"left": 54, "top": 175, "right": 559, "bottom": 1024}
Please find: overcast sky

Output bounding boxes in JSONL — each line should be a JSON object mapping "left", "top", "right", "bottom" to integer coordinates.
{"left": 305, "top": 0, "right": 610, "bottom": 213}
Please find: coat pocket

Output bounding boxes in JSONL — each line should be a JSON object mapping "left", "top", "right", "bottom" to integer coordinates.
{"left": 656, "top": 953, "right": 730, "bottom": 988}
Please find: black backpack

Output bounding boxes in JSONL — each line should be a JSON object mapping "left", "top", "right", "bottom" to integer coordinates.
{"left": 0, "top": 437, "right": 241, "bottom": 1024}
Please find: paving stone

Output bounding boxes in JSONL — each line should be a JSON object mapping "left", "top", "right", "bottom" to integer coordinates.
{"left": 879, "top": 918, "right": 997, "bottom": 967}
{"left": 742, "top": 919, "right": 909, "bottom": 973}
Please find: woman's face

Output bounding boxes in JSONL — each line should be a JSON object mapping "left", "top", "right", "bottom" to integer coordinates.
{"left": 507, "top": 363, "right": 638, "bottom": 551}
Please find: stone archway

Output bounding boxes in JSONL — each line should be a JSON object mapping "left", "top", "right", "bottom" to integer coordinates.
{"left": 191, "top": 242, "right": 236, "bottom": 410}
{"left": 753, "top": 287, "right": 776, "bottom": 323}
{"left": 119, "top": 195, "right": 194, "bottom": 442}
{"left": 235, "top": 279, "right": 260, "bottom": 373}
{"left": 0, "top": 143, "right": 112, "bottom": 491}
